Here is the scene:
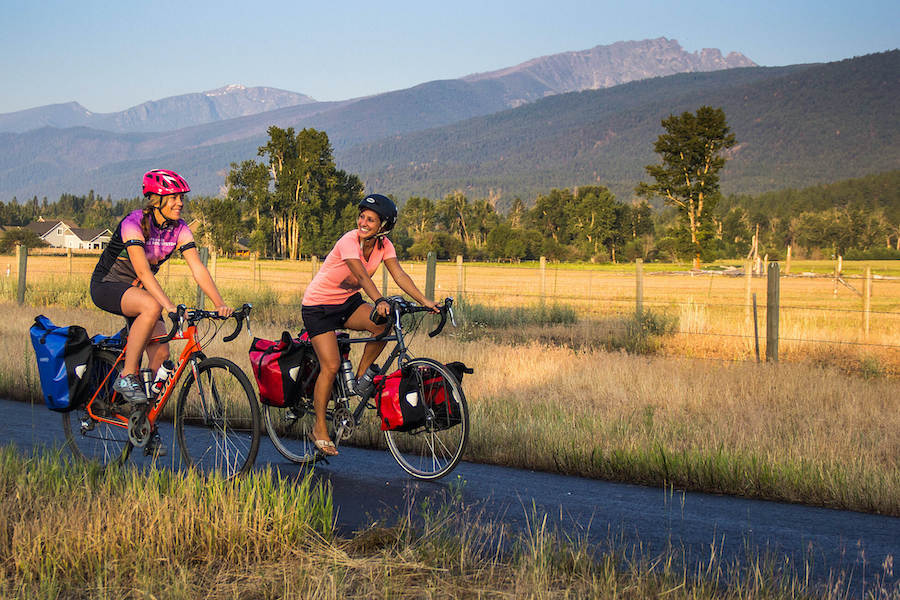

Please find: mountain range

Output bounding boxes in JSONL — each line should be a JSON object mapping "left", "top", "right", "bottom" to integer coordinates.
{"left": 0, "top": 38, "right": 896, "bottom": 205}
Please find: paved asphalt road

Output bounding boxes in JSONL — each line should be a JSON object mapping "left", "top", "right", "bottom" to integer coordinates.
{"left": 3, "top": 397, "right": 897, "bottom": 596}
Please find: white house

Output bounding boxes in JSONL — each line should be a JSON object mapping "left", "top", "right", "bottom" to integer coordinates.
{"left": 26, "top": 219, "right": 112, "bottom": 250}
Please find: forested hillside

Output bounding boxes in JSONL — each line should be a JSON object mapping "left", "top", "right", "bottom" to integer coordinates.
{"left": 347, "top": 51, "right": 899, "bottom": 206}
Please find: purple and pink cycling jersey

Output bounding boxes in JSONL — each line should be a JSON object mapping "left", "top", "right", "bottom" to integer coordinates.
{"left": 92, "top": 209, "right": 194, "bottom": 285}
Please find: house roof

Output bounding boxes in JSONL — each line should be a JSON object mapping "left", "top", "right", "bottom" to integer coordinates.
{"left": 25, "top": 221, "right": 64, "bottom": 236}
{"left": 71, "top": 227, "right": 111, "bottom": 242}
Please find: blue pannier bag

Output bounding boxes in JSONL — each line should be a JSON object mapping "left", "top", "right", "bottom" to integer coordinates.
{"left": 30, "top": 315, "right": 94, "bottom": 412}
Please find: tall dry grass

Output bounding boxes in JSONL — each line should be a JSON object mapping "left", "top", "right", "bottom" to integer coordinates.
{"left": 2, "top": 448, "right": 890, "bottom": 600}
{"left": 4, "top": 298, "right": 897, "bottom": 516}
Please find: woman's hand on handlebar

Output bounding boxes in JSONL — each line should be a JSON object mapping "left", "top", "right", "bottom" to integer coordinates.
{"left": 215, "top": 305, "right": 234, "bottom": 318}
{"left": 422, "top": 298, "right": 440, "bottom": 313}
{"left": 374, "top": 297, "right": 392, "bottom": 319}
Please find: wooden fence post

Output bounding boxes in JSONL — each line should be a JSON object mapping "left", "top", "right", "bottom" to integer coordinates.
{"left": 745, "top": 260, "right": 752, "bottom": 323}
{"left": 864, "top": 266, "right": 872, "bottom": 338}
{"left": 425, "top": 251, "right": 436, "bottom": 300}
{"left": 766, "top": 262, "right": 780, "bottom": 362}
{"left": 456, "top": 255, "right": 464, "bottom": 301}
{"left": 16, "top": 244, "right": 27, "bottom": 305}
{"left": 635, "top": 258, "right": 643, "bottom": 319}
{"left": 785, "top": 244, "right": 792, "bottom": 275}
{"left": 209, "top": 249, "right": 217, "bottom": 283}
{"left": 540, "top": 256, "right": 547, "bottom": 303}
{"left": 66, "top": 248, "right": 73, "bottom": 277}
{"left": 196, "top": 247, "right": 209, "bottom": 308}
{"left": 311, "top": 255, "right": 318, "bottom": 277}
{"left": 382, "top": 264, "right": 388, "bottom": 297}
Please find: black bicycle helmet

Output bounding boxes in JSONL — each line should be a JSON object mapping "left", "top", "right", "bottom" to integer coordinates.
{"left": 358, "top": 193, "right": 398, "bottom": 236}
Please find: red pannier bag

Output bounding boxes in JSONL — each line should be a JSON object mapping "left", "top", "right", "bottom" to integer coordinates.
{"left": 375, "top": 362, "right": 470, "bottom": 432}
{"left": 427, "top": 361, "right": 471, "bottom": 430}
{"left": 248, "top": 331, "right": 316, "bottom": 407}
{"left": 374, "top": 367, "right": 426, "bottom": 432}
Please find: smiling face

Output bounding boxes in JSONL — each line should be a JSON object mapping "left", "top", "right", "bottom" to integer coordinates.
{"left": 157, "top": 193, "right": 185, "bottom": 222}
{"left": 357, "top": 209, "right": 383, "bottom": 241}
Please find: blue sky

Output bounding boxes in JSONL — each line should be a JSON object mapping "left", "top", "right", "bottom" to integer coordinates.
{"left": 2, "top": 0, "right": 897, "bottom": 114}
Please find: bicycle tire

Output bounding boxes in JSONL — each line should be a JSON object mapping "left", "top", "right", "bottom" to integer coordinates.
{"left": 264, "top": 389, "right": 344, "bottom": 464}
{"left": 384, "top": 358, "right": 469, "bottom": 480}
{"left": 174, "top": 357, "right": 260, "bottom": 477}
{"left": 62, "top": 349, "right": 133, "bottom": 466}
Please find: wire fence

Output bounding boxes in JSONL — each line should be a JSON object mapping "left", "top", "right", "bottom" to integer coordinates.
{"left": 9, "top": 248, "right": 900, "bottom": 366}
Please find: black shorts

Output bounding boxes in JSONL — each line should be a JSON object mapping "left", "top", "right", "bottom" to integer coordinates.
{"left": 301, "top": 293, "right": 367, "bottom": 338}
{"left": 90, "top": 277, "right": 162, "bottom": 328}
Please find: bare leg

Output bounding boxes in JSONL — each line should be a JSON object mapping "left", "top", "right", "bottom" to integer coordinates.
{"left": 344, "top": 303, "right": 390, "bottom": 377}
{"left": 309, "top": 331, "right": 340, "bottom": 455}
{"left": 119, "top": 287, "right": 168, "bottom": 376}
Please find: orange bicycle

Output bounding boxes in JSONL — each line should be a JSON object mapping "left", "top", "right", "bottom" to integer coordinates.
{"left": 62, "top": 304, "right": 260, "bottom": 477}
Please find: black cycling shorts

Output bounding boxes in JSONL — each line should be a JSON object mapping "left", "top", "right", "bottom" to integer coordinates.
{"left": 90, "top": 277, "right": 162, "bottom": 327}
{"left": 301, "top": 293, "right": 367, "bottom": 338}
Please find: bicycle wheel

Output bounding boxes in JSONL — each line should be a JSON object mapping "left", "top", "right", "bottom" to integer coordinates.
{"left": 174, "top": 357, "right": 260, "bottom": 477}
{"left": 385, "top": 358, "right": 469, "bottom": 480}
{"left": 264, "top": 387, "right": 347, "bottom": 464}
{"left": 62, "top": 349, "right": 133, "bottom": 466}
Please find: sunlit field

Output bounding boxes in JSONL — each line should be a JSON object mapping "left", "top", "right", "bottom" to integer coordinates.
{"left": 2, "top": 295, "right": 897, "bottom": 516}
{"left": 2, "top": 253, "right": 898, "bottom": 597}
{"left": 8, "top": 252, "right": 900, "bottom": 372}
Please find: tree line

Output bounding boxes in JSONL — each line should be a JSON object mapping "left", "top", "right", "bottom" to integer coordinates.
{"left": 3, "top": 115, "right": 899, "bottom": 264}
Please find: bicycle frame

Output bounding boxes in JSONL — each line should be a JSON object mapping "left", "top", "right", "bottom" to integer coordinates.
{"left": 330, "top": 302, "right": 443, "bottom": 431}
{"left": 82, "top": 322, "right": 205, "bottom": 430}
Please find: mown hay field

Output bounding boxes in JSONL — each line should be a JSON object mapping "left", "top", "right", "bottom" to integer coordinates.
{"left": 10, "top": 253, "right": 900, "bottom": 371}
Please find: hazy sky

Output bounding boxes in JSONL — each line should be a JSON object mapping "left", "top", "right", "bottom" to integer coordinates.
{"left": 2, "top": 0, "right": 897, "bottom": 114}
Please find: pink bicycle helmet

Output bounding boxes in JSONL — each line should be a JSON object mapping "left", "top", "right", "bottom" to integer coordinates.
{"left": 142, "top": 169, "right": 191, "bottom": 196}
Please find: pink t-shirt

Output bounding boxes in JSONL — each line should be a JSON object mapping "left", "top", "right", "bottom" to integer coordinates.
{"left": 302, "top": 230, "right": 397, "bottom": 306}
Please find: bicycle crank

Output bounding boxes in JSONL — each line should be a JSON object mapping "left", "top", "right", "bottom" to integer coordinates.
{"left": 128, "top": 410, "right": 151, "bottom": 448}
{"left": 332, "top": 405, "right": 355, "bottom": 440}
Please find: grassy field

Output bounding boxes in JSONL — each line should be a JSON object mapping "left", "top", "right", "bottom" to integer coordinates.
{"left": 2, "top": 448, "right": 891, "bottom": 599}
{"left": 2, "top": 299, "right": 897, "bottom": 517}
{"left": 7, "top": 252, "right": 900, "bottom": 373}
{"left": 2, "top": 254, "right": 899, "bottom": 597}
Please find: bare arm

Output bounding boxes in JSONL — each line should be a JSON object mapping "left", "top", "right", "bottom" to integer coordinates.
{"left": 384, "top": 257, "right": 438, "bottom": 312}
{"left": 183, "top": 247, "right": 232, "bottom": 316}
{"left": 126, "top": 245, "right": 176, "bottom": 314}
{"left": 345, "top": 258, "right": 385, "bottom": 304}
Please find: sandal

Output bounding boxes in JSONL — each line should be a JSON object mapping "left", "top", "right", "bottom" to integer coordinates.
{"left": 308, "top": 433, "right": 339, "bottom": 456}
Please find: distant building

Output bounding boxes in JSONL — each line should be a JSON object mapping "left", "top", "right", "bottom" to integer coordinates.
{"left": 25, "top": 218, "right": 112, "bottom": 250}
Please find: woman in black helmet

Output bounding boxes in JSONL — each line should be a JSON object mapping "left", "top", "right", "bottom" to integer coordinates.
{"left": 301, "top": 193, "right": 437, "bottom": 455}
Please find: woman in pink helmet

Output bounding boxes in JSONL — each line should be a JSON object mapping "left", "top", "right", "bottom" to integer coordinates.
{"left": 90, "top": 169, "right": 231, "bottom": 455}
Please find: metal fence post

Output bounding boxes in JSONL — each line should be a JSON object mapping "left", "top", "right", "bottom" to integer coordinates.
{"left": 16, "top": 244, "right": 27, "bottom": 305}
{"left": 196, "top": 247, "right": 209, "bottom": 308}
{"left": 766, "top": 262, "right": 780, "bottom": 362}
{"left": 425, "top": 251, "right": 436, "bottom": 300}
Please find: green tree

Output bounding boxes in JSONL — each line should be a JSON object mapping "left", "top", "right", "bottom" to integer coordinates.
{"left": 193, "top": 196, "right": 243, "bottom": 254}
{"left": 0, "top": 228, "right": 48, "bottom": 252}
{"left": 227, "top": 126, "right": 364, "bottom": 258}
{"left": 402, "top": 196, "right": 435, "bottom": 238}
{"left": 637, "top": 106, "right": 736, "bottom": 270}
{"left": 570, "top": 186, "right": 617, "bottom": 260}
